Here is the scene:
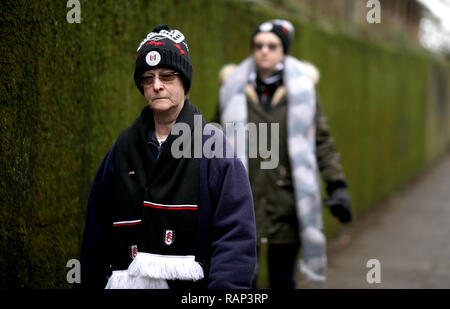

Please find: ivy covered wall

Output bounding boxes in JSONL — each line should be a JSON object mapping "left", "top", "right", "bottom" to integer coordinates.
{"left": 1, "top": 0, "right": 448, "bottom": 288}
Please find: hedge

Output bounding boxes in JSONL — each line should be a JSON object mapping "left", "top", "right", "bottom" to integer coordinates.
{"left": 1, "top": 0, "right": 448, "bottom": 288}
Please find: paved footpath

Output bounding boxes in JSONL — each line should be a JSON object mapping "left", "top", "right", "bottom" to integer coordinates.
{"left": 298, "top": 153, "right": 450, "bottom": 289}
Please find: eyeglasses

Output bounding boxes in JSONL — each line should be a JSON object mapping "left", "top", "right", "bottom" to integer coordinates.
{"left": 253, "top": 42, "right": 280, "bottom": 51}
{"left": 140, "top": 71, "right": 179, "bottom": 86}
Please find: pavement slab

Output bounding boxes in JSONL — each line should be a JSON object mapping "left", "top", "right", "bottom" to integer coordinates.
{"left": 297, "top": 153, "right": 450, "bottom": 289}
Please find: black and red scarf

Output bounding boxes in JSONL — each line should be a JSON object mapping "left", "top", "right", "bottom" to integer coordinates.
{"left": 106, "top": 99, "right": 206, "bottom": 288}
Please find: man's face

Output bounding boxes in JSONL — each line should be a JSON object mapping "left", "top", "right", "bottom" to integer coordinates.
{"left": 252, "top": 32, "right": 285, "bottom": 73}
{"left": 141, "top": 68, "right": 185, "bottom": 113}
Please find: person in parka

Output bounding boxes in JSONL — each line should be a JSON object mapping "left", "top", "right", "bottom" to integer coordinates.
{"left": 216, "top": 19, "right": 352, "bottom": 288}
{"left": 80, "top": 24, "right": 257, "bottom": 289}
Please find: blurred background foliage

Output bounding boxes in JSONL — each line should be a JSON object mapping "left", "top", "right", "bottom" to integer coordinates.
{"left": 1, "top": 0, "right": 449, "bottom": 288}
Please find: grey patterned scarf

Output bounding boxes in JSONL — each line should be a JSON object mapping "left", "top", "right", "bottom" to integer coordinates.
{"left": 219, "top": 56, "right": 326, "bottom": 284}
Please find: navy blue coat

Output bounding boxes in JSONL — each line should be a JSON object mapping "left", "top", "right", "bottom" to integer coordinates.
{"left": 80, "top": 122, "right": 257, "bottom": 289}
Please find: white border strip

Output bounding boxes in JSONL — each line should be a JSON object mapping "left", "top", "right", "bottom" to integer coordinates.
{"left": 143, "top": 201, "right": 198, "bottom": 209}
{"left": 112, "top": 219, "right": 142, "bottom": 226}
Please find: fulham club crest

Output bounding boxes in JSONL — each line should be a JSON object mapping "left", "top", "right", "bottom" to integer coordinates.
{"left": 163, "top": 230, "right": 175, "bottom": 246}
{"left": 129, "top": 245, "right": 138, "bottom": 259}
{"left": 146, "top": 50, "right": 161, "bottom": 66}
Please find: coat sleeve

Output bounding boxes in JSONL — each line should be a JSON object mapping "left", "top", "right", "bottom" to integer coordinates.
{"left": 80, "top": 146, "right": 115, "bottom": 288}
{"left": 315, "top": 96, "right": 348, "bottom": 193}
{"left": 206, "top": 151, "right": 257, "bottom": 289}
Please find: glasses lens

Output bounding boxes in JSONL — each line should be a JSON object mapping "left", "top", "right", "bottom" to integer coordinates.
{"left": 254, "top": 43, "right": 279, "bottom": 51}
{"left": 140, "top": 72, "right": 178, "bottom": 86}
{"left": 160, "top": 72, "right": 178, "bottom": 82}
{"left": 254, "top": 43, "right": 263, "bottom": 50}
{"left": 140, "top": 75, "right": 154, "bottom": 86}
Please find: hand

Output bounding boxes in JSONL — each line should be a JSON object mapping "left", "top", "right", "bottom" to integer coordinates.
{"left": 324, "top": 187, "right": 352, "bottom": 223}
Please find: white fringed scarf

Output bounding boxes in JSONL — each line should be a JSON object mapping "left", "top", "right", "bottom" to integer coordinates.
{"left": 219, "top": 56, "right": 326, "bottom": 284}
{"left": 105, "top": 253, "right": 204, "bottom": 289}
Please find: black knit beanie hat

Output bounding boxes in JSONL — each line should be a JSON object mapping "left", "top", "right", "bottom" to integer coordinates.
{"left": 251, "top": 19, "right": 295, "bottom": 54}
{"left": 134, "top": 24, "right": 193, "bottom": 95}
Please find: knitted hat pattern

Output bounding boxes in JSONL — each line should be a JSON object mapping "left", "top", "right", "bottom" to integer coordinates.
{"left": 134, "top": 24, "right": 193, "bottom": 94}
{"left": 251, "top": 19, "right": 295, "bottom": 54}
